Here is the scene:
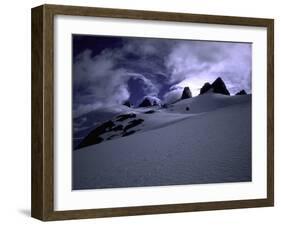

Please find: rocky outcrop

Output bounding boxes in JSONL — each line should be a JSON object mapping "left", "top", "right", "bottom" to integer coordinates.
{"left": 138, "top": 96, "right": 161, "bottom": 107}
{"left": 200, "top": 77, "right": 230, "bottom": 95}
{"left": 76, "top": 116, "right": 145, "bottom": 149}
{"left": 76, "top": 120, "right": 115, "bottom": 149}
{"left": 122, "top": 130, "right": 137, "bottom": 137}
{"left": 212, "top": 77, "right": 230, "bottom": 95}
{"left": 200, "top": 82, "right": 212, "bottom": 95}
{"left": 181, "top": 87, "right": 192, "bottom": 99}
{"left": 138, "top": 98, "right": 152, "bottom": 107}
{"left": 235, "top": 90, "right": 247, "bottom": 95}
{"left": 124, "top": 119, "right": 144, "bottom": 131}
{"left": 116, "top": 113, "right": 136, "bottom": 122}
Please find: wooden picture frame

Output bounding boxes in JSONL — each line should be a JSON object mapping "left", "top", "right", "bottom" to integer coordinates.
{"left": 31, "top": 4, "right": 274, "bottom": 221}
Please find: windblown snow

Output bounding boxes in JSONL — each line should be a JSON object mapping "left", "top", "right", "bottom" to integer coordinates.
{"left": 73, "top": 93, "right": 252, "bottom": 190}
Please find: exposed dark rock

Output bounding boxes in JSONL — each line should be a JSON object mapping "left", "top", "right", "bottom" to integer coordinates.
{"left": 186, "top": 106, "right": 190, "bottom": 111}
{"left": 181, "top": 87, "right": 192, "bottom": 99}
{"left": 107, "top": 134, "right": 118, "bottom": 140}
{"left": 76, "top": 120, "right": 115, "bottom": 149}
{"left": 116, "top": 113, "right": 136, "bottom": 122}
{"left": 212, "top": 77, "right": 230, "bottom": 95}
{"left": 200, "top": 82, "right": 212, "bottom": 95}
{"left": 124, "top": 119, "right": 144, "bottom": 131}
{"left": 235, "top": 90, "right": 247, "bottom": 95}
{"left": 112, "top": 124, "right": 123, "bottom": 131}
{"left": 76, "top": 116, "right": 144, "bottom": 149}
{"left": 144, "top": 110, "right": 156, "bottom": 114}
{"left": 138, "top": 98, "right": 153, "bottom": 107}
{"left": 122, "top": 130, "right": 136, "bottom": 137}
{"left": 199, "top": 77, "right": 230, "bottom": 95}
{"left": 138, "top": 97, "right": 160, "bottom": 107}
{"left": 123, "top": 100, "right": 131, "bottom": 107}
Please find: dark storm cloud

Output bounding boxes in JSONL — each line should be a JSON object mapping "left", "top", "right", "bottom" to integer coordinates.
{"left": 72, "top": 40, "right": 165, "bottom": 117}
{"left": 163, "top": 40, "right": 252, "bottom": 102}
{"left": 73, "top": 36, "right": 252, "bottom": 117}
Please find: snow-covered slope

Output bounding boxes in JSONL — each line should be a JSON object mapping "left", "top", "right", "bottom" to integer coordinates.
{"left": 73, "top": 93, "right": 252, "bottom": 189}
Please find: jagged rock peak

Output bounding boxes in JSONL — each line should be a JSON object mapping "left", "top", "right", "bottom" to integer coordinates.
{"left": 181, "top": 87, "right": 192, "bottom": 99}
{"left": 235, "top": 90, "right": 247, "bottom": 95}
{"left": 138, "top": 96, "right": 161, "bottom": 108}
{"left": 200, "top": 77, "right": 230, "bottom": 95}
{"left": 212, "top": 77, "right": 230, "bottom": 95}
{"left": 200, "top": 82, "right": 212, "bottom": 95}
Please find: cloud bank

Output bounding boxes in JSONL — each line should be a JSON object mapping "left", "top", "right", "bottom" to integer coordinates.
{"left": 73, "top": 36, "right": 252, "bottom": 117}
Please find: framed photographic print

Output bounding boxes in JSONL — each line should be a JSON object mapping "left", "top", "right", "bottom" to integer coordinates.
{"left": 31, "top": 4, "right": 274, "bottom": 221}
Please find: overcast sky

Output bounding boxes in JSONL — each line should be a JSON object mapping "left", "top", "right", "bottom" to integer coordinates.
{"left": 73, "top": 35, "right": 252, "bottom": 117}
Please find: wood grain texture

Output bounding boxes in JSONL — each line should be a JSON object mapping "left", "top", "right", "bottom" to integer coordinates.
{"left": 44, "top": 198, "right": 272, "bottom": 221}
{"left": 31, "top": 5, "right": 44, "bottom": 220}
{"left": 267, "top": 19, "right": 274, "bottom": 205}
{"left": 31, "top": 4, "right": 274, "bottom": 221}
{"left": 31, "top": 5, "right": 55, "bottom": 220}
{"left": 45, "top": 4, "right": 272, "bottom": 26}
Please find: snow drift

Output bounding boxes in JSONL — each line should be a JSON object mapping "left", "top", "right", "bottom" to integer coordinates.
{"left": 73, "top": 93, "right": 252, "bottom": 190}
